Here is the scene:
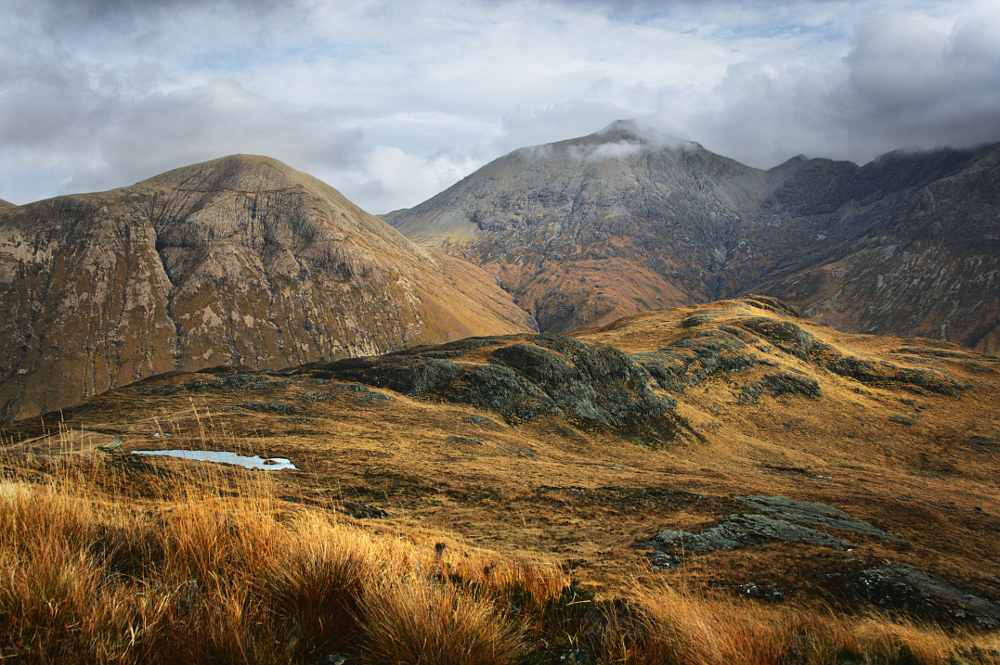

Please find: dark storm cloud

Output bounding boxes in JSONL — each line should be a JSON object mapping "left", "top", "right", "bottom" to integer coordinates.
{"left": 843, "top": 10, "right": 1000, "bottom": 153}
{"left": 34, "top": 0, "right": 291, "bottom": 27}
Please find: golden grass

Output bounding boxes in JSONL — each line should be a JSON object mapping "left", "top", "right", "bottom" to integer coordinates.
{"left": 1, "top": 436, "right": 997, "bottom": 665}
{"left": 600, "top": 581, "right": 998, "bottom": 665}
{"left": 0, "top": 441, "right": 551, "bottom": 665}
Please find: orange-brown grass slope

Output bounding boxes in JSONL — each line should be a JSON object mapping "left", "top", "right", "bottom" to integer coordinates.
{"left": 0, "top": 442, "right": 556, "bottom": 664}
{"left": 2, "top": 296, "right": 999, "bottom": 661}
{"left": 574, "top": 296, "right": 1000, "bottom": 595}
{"left": 3, "top": 437, "right": 998, "bottom": 665}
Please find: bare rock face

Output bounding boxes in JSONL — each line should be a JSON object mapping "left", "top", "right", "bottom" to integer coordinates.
{"left": 387, "top": 121, "right": 1000, "bottom": 352}
{"left": 387, "top": 121, "right": 780, "bottom": 332}
{"left": 760, "top": 144, "right": 1000, "bottom": 353}
{"left": 312, "top": 332, "right": 684, "bottom": 445}
{"left": 0, "top": 155, "right": 534, "bottom": 422}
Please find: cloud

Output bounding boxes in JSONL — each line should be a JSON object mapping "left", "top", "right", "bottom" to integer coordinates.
{"left": 90, "top": 79, "right": 363, "bottom": 189}
{"left": 1, "top": 0, "right": 998, "bottom": 210}
{"left": 0, "top": 51, "right": 115, "bottom": 155}
{"left": 333, "top": 146, "right": 483, "bottom": 213}
{"left": 496, "top": 101, "right": 630, "bottom": 154}
{"left": 30, "top": 0, "right": 289, "bottom": 31}
{"left": 843, "top": 7, "right": 1000, "bottom": 153}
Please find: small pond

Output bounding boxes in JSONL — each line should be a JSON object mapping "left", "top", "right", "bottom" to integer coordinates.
{"left": 131, "top": 449, "right": 297, "bottom": 470}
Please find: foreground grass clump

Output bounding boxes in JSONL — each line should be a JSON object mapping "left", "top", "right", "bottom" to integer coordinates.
{"left": 597, "top": 583, "right": 1000, "bottom": 665}
{"left": 1, "top": 451, "right": 997, "bottom": 665}
{"left": 0, "top": 452, "right": 546, "bottom": 665}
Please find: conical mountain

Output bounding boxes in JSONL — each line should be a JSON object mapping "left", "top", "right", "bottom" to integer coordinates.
{"left": 387, "top": 121, "right": 1000, "bottom": 351}
{"left": 0, "top": 155, "right": 534, "bottom": 422}
{"left": 387, "top": 120, "right": 813, "bottom": 332}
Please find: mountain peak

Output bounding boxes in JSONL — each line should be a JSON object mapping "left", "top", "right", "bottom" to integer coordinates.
{"left": 591, "top": 119, "right": 693, "bottom": 150}
{"left": 510, "top": 120, "right": 698, "bottom": 165}
{"left": 138, "top": 154, "right": 316, "bottom": 194}
{"left": 0, "top": 154, "right": 535, "bottom": 422}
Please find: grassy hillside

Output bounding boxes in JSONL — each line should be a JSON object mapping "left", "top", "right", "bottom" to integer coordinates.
{"left": 3, "top": 297, "right": 999, "bottom": 663}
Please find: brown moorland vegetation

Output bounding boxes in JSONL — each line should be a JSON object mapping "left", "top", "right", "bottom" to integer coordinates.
{"left": 2, "top": 297, "right": 999, "bottom": 663}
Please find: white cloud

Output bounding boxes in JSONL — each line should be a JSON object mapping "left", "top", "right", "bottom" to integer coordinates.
{"left": 332, "top": 146, "right": 483, "bottom": 213}
{"left": 1, "top": 0, "right": 998, "bottom": 208}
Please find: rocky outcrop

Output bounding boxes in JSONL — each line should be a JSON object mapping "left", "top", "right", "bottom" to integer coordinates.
{"left": 387, "top": 121, "right": 1000, "bottom": 352}
{"left": 652, "top": 495, "right": 898, "bottom": 555}
{"left": 0, "top": 155, "right": 534, "bottom": 422}
{"left": 844, "top": 565, "right": 1000, "bottom": 627}
{"left": 742, "top": 496, "right": 899, "bottom": 541}
{"left": 655, "top": 514, "right": 856, "bottom": 553}
{"left": 307, "top": 333, "right": 685, "bottom": 445}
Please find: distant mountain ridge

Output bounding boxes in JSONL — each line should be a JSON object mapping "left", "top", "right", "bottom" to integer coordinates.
{"left": 3, "top": 125, "right": 998, "bottom": 422}
{"left": 0, "top": 155, "right": 533, "bottom": 422}
{"left": 385, "top": 120, "right": 1000, "bottom": 352}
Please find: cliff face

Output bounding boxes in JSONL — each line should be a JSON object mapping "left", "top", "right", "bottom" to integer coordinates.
{"left": 387, "top": 122, "right": 1000, "bottom": 352}
{"left": 0, "top": 155, "right": 534, "bottom": 422}
{"left": 760, "top": 144, "right": 1000, "bottom": 352}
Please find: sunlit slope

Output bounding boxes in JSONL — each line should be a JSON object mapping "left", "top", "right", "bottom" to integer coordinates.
{"left": 5, "top": 296, "right": 998, "bottom": 620}
{"left": 0, "top": 154, "right": 533, "bottom": 422}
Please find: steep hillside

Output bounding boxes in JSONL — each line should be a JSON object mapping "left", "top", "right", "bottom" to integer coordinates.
{"left": 387, "top": 121, "right": 1000, "bottom": 352}
{"left": 0, "top": 198, "right": 15, "bottom": 210}
{"left": 386, "top": 121, "right": 786, "bottom": 332}
{"left": 0, "top": 155, "right": 533, "bottom": 422}
{"left": 761, "top": 143, "right": 1000, "bottom": 352}
{"left": 4, "top": 297, "right": 999, "bottom": 630}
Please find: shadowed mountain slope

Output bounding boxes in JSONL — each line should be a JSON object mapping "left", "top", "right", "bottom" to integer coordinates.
{"left": 386, "top": 121, "right": 1000, "bottom": 352}
{"left": 0, "top": 155, "right": 534, "bottom": 422}
{"left": 5, "top": 297, "right": 999, "bottom": 628}
{"left": 760, "top": 143, "right": 1000, "bottom": 352}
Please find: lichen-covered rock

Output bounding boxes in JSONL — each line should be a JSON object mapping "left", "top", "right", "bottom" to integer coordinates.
{"left": 652, "top": 496, "right": 901, "bottom": 557}
{"left": 847, "top": 565, "right": 1000, "bottom": 627}
{"left": 634, "top": 328, "right": 769, "bottom": 392}
{"left": 655, "top": 514, "right": 855, "bottom": 552}
{"left": 311, "top": 333, "right": 683, "bottom": 444}
{"left": 741, "top": 496, "right": 898, "bottom": 541}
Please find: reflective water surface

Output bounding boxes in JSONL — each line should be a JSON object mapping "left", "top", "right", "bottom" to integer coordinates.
{"left": 131, "top": 449, "right": 297, "bottom": 470}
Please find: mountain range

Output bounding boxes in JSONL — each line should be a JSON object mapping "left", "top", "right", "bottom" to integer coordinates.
{"left": 1, "top": 121, "right": 998, "bottom": 422}
{"left": 386, "top": 120, "right": 1000, "bottom": 351}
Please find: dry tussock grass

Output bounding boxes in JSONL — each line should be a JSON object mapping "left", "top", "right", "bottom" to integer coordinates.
{"left": 598, "top": 580, "right": 998, "bottom": 665}
{"left": 0, "top": 444, "right": 554, "bottom": 665}
{"left": 1, "top": 438, "right": 997, "bottom": 664}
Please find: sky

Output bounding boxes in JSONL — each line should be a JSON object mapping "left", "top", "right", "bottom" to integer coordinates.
{"left": 2, "top": 0, "right": 999, "bottom": 214}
